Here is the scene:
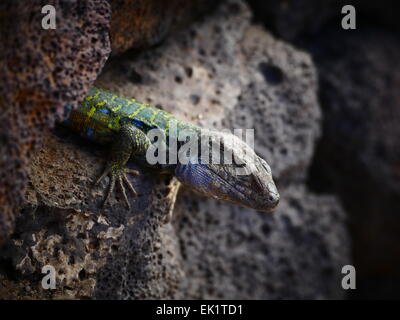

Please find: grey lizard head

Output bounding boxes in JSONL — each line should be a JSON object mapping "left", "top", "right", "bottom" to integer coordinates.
{"left": 175, "top": 130, "right": 280, "bottom": 212}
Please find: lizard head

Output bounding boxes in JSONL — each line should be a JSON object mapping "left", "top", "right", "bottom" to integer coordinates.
{"left": 175, "top": 130, "right": 280, "bottom": 212}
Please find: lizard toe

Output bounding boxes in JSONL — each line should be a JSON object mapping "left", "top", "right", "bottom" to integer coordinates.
{"left": 96, "top": 165, "right": 138, "bottom": 209}
{"left": 118, "top": 176, "right": 131, "bottom": 209}
{"left": 126, "top": 169, "right": 140, "bottom": 176}
{"left": 94, "top": 166, "right": 111, "bottom": 186}
{"left": 123, "top": 174, "right": 138, "bottom": 197}
{"left": 102, "top": 175, "right": 116, "bottom": 207}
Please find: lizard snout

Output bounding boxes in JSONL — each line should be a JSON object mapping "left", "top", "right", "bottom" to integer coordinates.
{"left": 266, "top": 191, "right": 280, "bottom": 210}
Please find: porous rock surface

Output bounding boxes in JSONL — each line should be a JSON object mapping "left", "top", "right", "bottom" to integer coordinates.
{"left": 307, "top": 28, "right": 400, "bottom": 297}
{"left": 0, "top": 0, "right": 220, "bottom": 244}
{"left": 0, "top": 0, "right": 111, "bottom": 242}
{"left": 109, "top": 0, "right": 222, "bottom": 54}
{"left": 249, "top": 0, "right": 400, "bottom": 298}
{"left": 0, "top": 0, "right": 351, "bottom": 299}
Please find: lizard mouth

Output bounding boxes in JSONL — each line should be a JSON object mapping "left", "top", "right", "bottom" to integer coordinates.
{"left": 209, "top": 167, "right": 275, "bottom": 211}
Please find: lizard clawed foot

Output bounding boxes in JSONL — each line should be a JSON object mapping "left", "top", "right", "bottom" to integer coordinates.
{"left": 94, "top": 165, "right": 140, "bottom": 209}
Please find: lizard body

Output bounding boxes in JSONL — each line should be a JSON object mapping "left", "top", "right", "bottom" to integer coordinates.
{"left": 64, "top": 87, "right": 280, "bottom": 212}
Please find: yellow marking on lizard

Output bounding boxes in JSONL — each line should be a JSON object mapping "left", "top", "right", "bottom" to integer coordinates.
{"left": 149, "top": 109, "right": 158, "bottom": 124}
{"left": 92, "top": 91, "right": 101, "bottom": 100}
{"left": 128, "top": 105, "right": 146, "bottom": 118}
{"left": 165, "top": 118, "right": 171, "bottom": 132}
{"left": 164, "top": 113, "right": 173, "bottom": 130}
{"left": 112, "top": 105, "right": 122, "bottom": 112}
{"left": 96, "top": 101, "right": 106, "bottom": 107}
{"left": 113, "top": 115, "right": 120, "bottom": 127}
{"left": 87, "top": 106, "right": 97, "bottom": 118}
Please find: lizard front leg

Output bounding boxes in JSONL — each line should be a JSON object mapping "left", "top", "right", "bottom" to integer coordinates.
{"left": 95, "top": 124, "right": 150, "bottom": 209}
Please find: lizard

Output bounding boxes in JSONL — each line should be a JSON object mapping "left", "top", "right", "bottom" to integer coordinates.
{"left": 64, "top": 86, "right": 280, "bottom": 212}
